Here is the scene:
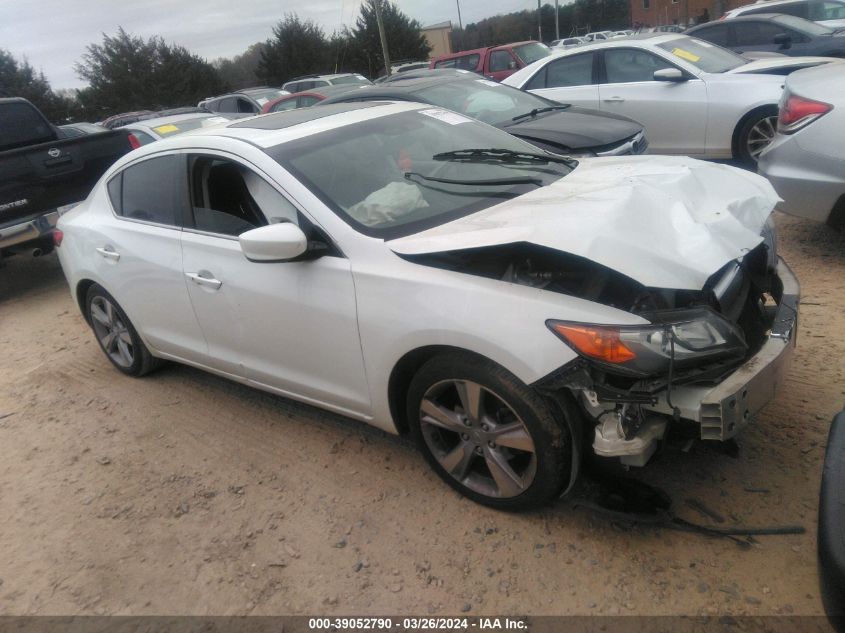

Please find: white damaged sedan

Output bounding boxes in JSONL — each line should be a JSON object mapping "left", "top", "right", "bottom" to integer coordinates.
{"left": 56, "top": 102, "right": 799, "bottom": 510}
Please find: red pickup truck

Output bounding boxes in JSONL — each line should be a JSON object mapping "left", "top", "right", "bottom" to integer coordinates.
{"left": 429, "top": 41, "right": 551, "bottom": 81}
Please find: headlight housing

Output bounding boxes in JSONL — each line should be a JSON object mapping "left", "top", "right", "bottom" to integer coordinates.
{"left": 547, "top": 307, "right": 747, "bottom": 376}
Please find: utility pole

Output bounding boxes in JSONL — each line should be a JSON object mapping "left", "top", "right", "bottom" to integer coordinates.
{"left": 373, "top": 0, "right": 392, "bottom": 77}
{"left": 555, "top": 0, "right": 560, "bottom": 40}
{"left": 537, "top": 0, "right": 542, "bottom": 41}
{"left": 455, "top": 0, "right": 464, "bottom": 51}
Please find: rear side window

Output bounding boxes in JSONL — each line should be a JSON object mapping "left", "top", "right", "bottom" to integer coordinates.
{"left": 298, "top": 95, "right": 321, "bottom": 107}
{"left": 528, "top": 53, "right": 594, "bottom": 89}
{"left": 0, "top": 101, "right": 57, "bottom": 151}
{"left": 110, "top": 155, "right": 180, "bottom": 226}
{"left": 693, "top": 23, "right": 730, "bottom": 46}
{"left": 271, "top": 98, "right": 299, "bottom": 112}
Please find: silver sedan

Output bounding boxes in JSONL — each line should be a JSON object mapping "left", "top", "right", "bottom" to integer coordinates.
{"left": 759, "top": 63, "right": 845, "bottom": 229}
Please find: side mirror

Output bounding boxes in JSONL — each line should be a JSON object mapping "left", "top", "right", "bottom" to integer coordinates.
{"left": 239, "top": 222, "right": 308, "bottom": 262}
{"left": 653, "top": 68, "right": 687, "bottom": 82}
{"left": 773, "top": 32, "right": 792, "bottom": 48}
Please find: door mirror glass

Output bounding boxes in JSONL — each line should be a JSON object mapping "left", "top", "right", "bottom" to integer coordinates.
{"left": 773, "top": 32, "right": 792, "bottom": 47}
{"left": 653, "top": 68, "right": 686, "bottom": 82}
{"left": 239, "top": 222, "right": 308, "bottom": 262}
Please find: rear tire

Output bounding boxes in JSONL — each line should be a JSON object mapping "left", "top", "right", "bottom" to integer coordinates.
{"left": 407, "top": 352, "right": 573, "bottom": 511}
{"left": 85, "top": 284, "right": 162, "bottom": 377}
{"left": 736, "top": 106, "right": 778, "bottom": 167}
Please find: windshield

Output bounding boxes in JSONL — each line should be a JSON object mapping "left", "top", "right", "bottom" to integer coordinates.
{"left": 268, "top": 108, "right": 572, "bottom": 238}
{"left": 656, "top": 36, "right": 747, "bottom": 72}
{"left": 414, "top": 79, "right": 553, "bottom": 126}
{"left": 513, "top": 42, "right": 552, "bottom": 65}
{"left": 332, "top": 74, "right": 372, "bottom": 86}
{"left": 774, "top": 15, "right": 833, "bottom": 35}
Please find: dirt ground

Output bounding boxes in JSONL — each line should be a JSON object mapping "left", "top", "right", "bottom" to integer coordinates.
{"left": 0, "top": 212, "right": 843, "bottom": 617}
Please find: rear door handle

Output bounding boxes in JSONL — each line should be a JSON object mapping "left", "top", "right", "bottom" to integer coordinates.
{"left": 96, "top": 246, "right": 120, "bottom": 261}
{"left": 603, "top": 97, "right": 625, "bottom": 103}
{"left": 185, "top": 272, "right": 223, "bottom": 290}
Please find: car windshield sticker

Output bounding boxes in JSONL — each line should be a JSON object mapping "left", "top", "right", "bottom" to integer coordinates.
{"left": 419, "top": 108, "right": 472, "bottom": 125}
{"left": 206, "top": 117, "right": 228, "bottom": 124}
{"left": 672, "top": 48, "right": 701, "bottom": 62}
{"left": 256, "top": 97, "right": 269, "bottom": 105}
{"left": 153, "top": 124, "right": 180, "bottom": 134}
{"left": 476, "top": 79, "right": 501, "bottom": 87}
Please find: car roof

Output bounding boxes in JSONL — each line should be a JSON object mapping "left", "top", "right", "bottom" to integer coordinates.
{"left": 546, "top": 32, "right": 684, "bottom": 54}
{"left": 141, "top": 101, "right": 424, "bottom": 151}
{"left": 322, "top": 74, "right": 481, "bottom": 100}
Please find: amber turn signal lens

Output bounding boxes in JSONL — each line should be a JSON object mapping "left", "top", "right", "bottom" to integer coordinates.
{"left": 550, "top": 323, "right": 636, "bottom": 363}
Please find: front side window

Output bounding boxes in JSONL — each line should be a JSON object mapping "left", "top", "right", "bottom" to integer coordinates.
{"left": 268, "top": 109, "right": 572, "bottom": 239}
{"left": 236, "top": 98, "right": 258, "bottom": 114}
{"left": 216, "top": 98, "right": 238, "bottom": 113}
{"left": 188, "top": 157, "right": 290, "bottom": 237}
{"left": 109, "top": 155, "right": 180, "bottom": 226}
{"left": 733, "top": 21, "right": 788, "bottom": 45}
{"left": 489, "top": 50, "right": 516, "bottom": 72}
{"left": 603, "top": 49, "right": 674, "bottom": 83}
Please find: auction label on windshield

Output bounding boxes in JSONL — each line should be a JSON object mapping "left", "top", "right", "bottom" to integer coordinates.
{"left": 672, "top": 48, "right": 701, "bottom": 62}
{"left": 419, "top": 108, "right": 473, "bottom": 125}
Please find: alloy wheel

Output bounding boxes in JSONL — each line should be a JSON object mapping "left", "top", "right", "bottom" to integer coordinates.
{"left": 746, "top": 115, "right": 778, "bottom": 160}
{"left": 419, "top": 379, "right": 537, "bottom": 499}
{"left": 90, "top": 295, "right": 135, "bottom": 368}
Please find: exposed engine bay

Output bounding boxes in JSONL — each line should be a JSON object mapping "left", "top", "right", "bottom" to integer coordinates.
{"left": 402, "top": 236, "right": 789, "bottom": 469}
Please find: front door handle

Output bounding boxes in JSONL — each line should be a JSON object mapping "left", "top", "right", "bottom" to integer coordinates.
{"left": 96, "top": 246, "right": 120, "bottom": 261}
{"left": 603, "top": 97, "right": 625, "bottom": 103}
{"left": 185, "top": 272, "right": 223, "bottom": 290}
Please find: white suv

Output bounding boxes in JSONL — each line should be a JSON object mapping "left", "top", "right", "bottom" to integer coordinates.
{"left": 722, "top": 0, "right": 845, "bottom": 29}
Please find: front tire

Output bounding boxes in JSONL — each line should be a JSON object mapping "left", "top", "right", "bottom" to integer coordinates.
{"left": 85, "top": 284, "right": 162, "bottom": 377}
{"left": 736, "top": 107, "right": 778, "bottom": 167}
{"left": 407, "top": 352, "right": 572, "bottom": 511}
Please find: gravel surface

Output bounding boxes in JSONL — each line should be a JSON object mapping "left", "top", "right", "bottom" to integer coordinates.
{"left": 0, "top": 213, "right": 842, "bottom": 616}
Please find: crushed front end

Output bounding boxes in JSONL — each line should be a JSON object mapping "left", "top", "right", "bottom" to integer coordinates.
{"left": 536, "top": 224, "right": 799, "bottom": 467}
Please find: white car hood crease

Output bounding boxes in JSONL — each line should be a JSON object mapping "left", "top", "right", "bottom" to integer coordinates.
{"left": 388, "top": 156, "right": 779, "bottom": 290}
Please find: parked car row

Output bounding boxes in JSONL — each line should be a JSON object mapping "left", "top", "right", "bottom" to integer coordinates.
{"left": 503, "top": 32, "right": 840, "bottom": 164}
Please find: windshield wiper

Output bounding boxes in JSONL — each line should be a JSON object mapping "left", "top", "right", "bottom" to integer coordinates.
{"left": 511, "top": 104, "right": 571, "bottom": 122}
{"left": 404, "top": 171, "right": 542, "bottom": 187}
{"left": 431, "top": 147, "right": 576, "bottom": 167}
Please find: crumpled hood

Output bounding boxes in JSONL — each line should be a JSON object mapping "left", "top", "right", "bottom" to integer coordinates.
{"left": 388, "top": 156, "right": 779, "bottom": 290}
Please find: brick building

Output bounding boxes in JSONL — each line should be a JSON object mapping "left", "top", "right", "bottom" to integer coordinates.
{"left": 631, "top": 0, "right": 750, "bottom": 28}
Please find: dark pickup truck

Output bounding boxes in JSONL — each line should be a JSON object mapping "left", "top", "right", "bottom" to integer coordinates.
{"left": 0, "top": 98, "right": 135, "bottom": 261}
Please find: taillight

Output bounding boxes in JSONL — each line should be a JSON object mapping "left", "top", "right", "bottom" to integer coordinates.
{"left": 778, "top": 92, "right": 832, "bottom": 134}
{"left": 52, "top": 229, "right": 64, "bottom": 247}
{"left": 127, "top": 133, "right": 141, "bottom": 149}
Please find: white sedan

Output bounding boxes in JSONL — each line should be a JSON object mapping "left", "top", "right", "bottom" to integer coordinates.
{"left": 503, "top": 33, "right": 840, "bottom": 164}
{"left": 56, "top": 102, "right": 798, "bottom": 510}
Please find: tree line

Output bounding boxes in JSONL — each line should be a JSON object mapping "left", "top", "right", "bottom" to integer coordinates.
{"left": 1, "top": 0, "right": 628, "bottom": 124}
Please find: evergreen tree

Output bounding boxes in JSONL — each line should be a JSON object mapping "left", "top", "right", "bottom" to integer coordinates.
{"left": 347, "top": 0, "right": 431, "bottom": 77}
{"left": 74, "top": 28, "right": 223, "bottom": 117}
{"left": 257, "top": 15, "right": 330, "bottom": 86}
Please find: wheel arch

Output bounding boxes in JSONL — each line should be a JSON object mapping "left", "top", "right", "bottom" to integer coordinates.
{"left": 76, "top": 278, "right": 97, "bottom": 324}
{"left": 731, "top": 103, "right": 779, "bottom": 159}
{"left": 387, "top": 345, "right": 512, "bottom": 436}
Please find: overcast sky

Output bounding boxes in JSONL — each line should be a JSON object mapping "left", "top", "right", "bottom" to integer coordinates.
{"left": 1, "top": 0, "right": 541, "bottom": 90}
